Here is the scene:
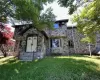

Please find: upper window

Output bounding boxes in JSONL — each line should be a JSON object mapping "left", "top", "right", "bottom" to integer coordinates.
{"left": 54, "top": 23, "right": 59, "bottom": 28}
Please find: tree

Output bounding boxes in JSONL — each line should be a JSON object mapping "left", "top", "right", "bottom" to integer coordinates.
{"left": 72, "top": 0, "right": 100, "bottom": 56}
{"left": 12, "top": 0, "right": 56, "bottom": 30}
{"left": 39, "top": 7, "right": 56, "bottom": 30}
{"left": 0, "top": 0, "right": 56, "bottom": 29}
{"left": 58, "top": 0, "right": 87, "bottom": 14}
{"left": 73, "top": 0, "right": 100, "bottom": 42}
{"left": 0, "top": 0, "right": 56, "bottom": 57}
{"left": 0, "top": 0, "right": 14, "bottom": 22}
{"left": 58, "top": 0, "right": 100, "bottom": 56}
{"left": 0, "top": 23, "right": 15, "bottom": 57}
{"left": 58, "top": 0, "right": 100, "bottom": 42}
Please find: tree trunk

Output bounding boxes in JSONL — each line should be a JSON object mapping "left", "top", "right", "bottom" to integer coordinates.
{"left": 88, "top": 43, "right": 92, "bottom": 56}
{"left": 0, "top": 44, "right": 7, "bottom": 57}
{"left": 0, "top": 32, "right": 8, "bottom": 57}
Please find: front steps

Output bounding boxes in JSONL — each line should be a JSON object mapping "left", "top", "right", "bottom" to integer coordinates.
{"left": 19, "top": 52, "right": 34, "bottom": 61}
{"left": 19, "top": 52, "right": 43, "bottom": 61}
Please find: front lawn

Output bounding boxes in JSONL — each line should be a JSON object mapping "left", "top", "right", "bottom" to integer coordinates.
{"left": 0, "top": 56, "right": 100, "bottom": 80}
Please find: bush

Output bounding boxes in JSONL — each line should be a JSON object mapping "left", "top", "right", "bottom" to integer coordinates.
{"left": 51, "top": 53, "right": 62, "bottom": 56}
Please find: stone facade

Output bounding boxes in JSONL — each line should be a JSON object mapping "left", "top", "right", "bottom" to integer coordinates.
{"left": 46, "top": 20, "right": 100, "bottom": 55}
{"left": 96, "top": 32, "right": 100, "bottom": 48}
{"left": 46, "top": 25, "right": 67, "bottom": 37}
{"left": 14, "top": 20, "right": 100, "bottom": 61}
{"left": 66, "top": 27, "right": 95, "bottom": 54}
{"left": 15, "top": 25, "right": 48, "bottom": 61}
{"left": 48, "top": 26, "right": 99, "bottom": 55}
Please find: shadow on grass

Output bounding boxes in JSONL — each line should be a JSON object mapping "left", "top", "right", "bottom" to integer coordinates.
{"left": 0, "top": 56, "right": 4, "bottom": 59}
{"left": 69, "top": 54, "right": 100, "bottom": 60}
{"left": 0, "top": 57, "right": 100, "bottom": 80}
{"left": 70, "top": 54, "right": 90, "bottom": 57}
{"left": 96, "top": 57, "right": 100, "bottom": 59}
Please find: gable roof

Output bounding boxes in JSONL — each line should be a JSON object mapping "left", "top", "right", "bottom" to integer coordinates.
{"left": 55, "top": 19, "right": 68, "bottom": 23}
{"left": 14, "top": 24, "right": 48, "bottom": 39}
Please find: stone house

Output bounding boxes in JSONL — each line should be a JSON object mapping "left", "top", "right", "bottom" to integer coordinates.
{"left": 14, "top": 24, "right": 49, "bottom": 61}
{"left": 45, "top": 19, "right": 100, "bottom": 55}
{"left": 14, "top": 19, "right": 100, "bottom": 61}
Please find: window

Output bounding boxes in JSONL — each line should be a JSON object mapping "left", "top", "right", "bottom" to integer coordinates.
{"left": 51, "top": 39, "right": 61, "bottom": 48}
{"left": 54, "top": 23, "right": 63, "bottom": 28}
{"left": 54, "top": 23, "right": 59, "bottom": 28}
{"left": 68, "top": 40, "right": 74, "bottom": 48}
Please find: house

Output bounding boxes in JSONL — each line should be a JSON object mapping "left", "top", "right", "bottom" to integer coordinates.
{"left": 45, "top": 19, "right": 70, "bottom": 55}
{"left": 46, "top": 19, "right": 100, "bottom": 55}
{"left": 14, "top": 19, "right": 100, "bottom": 61}
{"left": 14, "top": 24, "right": 49, "bottom": 61}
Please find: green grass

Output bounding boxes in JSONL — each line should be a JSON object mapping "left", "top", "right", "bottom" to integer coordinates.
{"left": 0, "top": 56, "right": 100, "bottom": 80}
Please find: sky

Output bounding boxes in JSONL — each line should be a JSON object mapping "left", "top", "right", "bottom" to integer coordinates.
{"left": 43, "top": 0, "right": 75, "bottom": 26}
{"left": 44, "top": 0, "right": 71, "bottom": 20}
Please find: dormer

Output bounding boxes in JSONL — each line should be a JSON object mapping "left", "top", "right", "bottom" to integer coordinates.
{"left": 54, "top": 19, "right": 68, "bottom": 29}
{"left": 48, "top": 19, "right": 68, "bottom": 37}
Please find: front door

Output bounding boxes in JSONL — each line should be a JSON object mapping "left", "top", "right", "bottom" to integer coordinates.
{"left": 26, "top": 36, "right": 37, "bottom": 52}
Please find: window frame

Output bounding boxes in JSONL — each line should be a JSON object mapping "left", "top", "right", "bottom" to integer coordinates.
{"left": 68, "top": 40, "right": 74, "bottom": 48}
{"left": 51, "top": 38, "right": 61, "bottom": 48}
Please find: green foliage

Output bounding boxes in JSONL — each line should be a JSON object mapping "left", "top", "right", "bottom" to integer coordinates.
{"left": 0, "top": 0, "right": 13, "bottom": 22}
{"left": 58, "top": 0, "right": 93, "bottom": 14}
{"left": 81, "top": 36, "right": 96, "bottom": 43}
{"left": 58, "top": 0, "right": 100, "bottom": 43}
{"left": 58, "top": 0, "right": 74, "bottom": 7}
{"left": 12, "top": 0, "right": 56, "bottom": 30}
{"left": 39, "top": 7, "right": 56, "bottom": 30}
{"left": 58, "top": 0, "right": 75, "bottom": 14}
{"left": 0, "top": 0, "right": 55, "bottom": 30}
{"left": 73, "top": 0, "right": 100, "bottom": 43}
